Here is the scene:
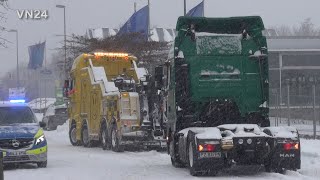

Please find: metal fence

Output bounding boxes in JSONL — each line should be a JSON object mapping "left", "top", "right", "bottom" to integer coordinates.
{"left": 270, "top": 85, "right": 320, "bottom": 139}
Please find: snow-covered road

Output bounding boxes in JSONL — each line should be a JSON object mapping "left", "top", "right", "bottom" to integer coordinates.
{"left": 4, "top": 123, "right": 320, "bottom": 180}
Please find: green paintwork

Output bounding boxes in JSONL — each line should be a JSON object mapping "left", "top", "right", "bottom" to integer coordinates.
{"left": 170, "top": 16, "right": 268, "bottom": 117}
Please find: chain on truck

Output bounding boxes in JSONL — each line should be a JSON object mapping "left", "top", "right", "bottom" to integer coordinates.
{"left": 63, "top": 52, "right": 167, "bottom": 152}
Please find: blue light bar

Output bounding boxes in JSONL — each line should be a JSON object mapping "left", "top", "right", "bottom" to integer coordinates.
{"left": 10, "top": 99, "right": 26, "bottom": 103}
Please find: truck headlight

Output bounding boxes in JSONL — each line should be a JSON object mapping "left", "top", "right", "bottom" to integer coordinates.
{"left": 35, "top": 135, "right": 45, "bottom": 145}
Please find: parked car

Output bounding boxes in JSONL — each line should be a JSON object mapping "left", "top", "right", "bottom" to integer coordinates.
{"left": 42, "top": 104, "right": 68, "bottom": 131}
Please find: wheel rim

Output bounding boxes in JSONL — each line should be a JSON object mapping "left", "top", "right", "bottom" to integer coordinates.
{"left": 70, "top": 127, "right": 77, "bottom": 143}
{"left": 102, "top": 129, "right": 106, "bottom": 146}
{"left": 111, "top": 129, "right": 116, "bottom": 147}
{"left": 189, "top": 143, "right": 194, "bottom": 167}
{"left": 83, "top": 127, "right": 89, "bottom": 144}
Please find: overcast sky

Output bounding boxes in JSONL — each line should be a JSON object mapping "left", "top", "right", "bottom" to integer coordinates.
{"left": 0, "top": 0, "right": 320, "bottom": 74}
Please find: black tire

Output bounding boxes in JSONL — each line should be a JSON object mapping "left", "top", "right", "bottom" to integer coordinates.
{"left": 264, "top": 161, "right": 286, "bottom": 174}
{"left": 37, "top": 161, "right": 47, "bottom": 168}
{"left": 171, "top": 157, "right": 184, "bottom": 168}
{"left": 101, "top": 123, "right": 110, "bottom": 150}
{"left": 69, "top": 123, "right": 81, "bottom": 146}
{"left": 188, "top": 141, "right": 198, "bottom": 176}
{"left": 111, "top": 124, "right": 123, "bottom": 152}
{"left": 264, "top": 162, "right": 272, "bottom": 172}
{"left": 81, "top": 123, "right": 92, "bottom": 147}
{"left": 47, "top": 120, "right": 57, "bottom": 131}
{"left": 169, "top": 140, "right": 184, "bottom": 168}
{"left": 47, "top": 120, "right": 52, "bottom": 131}
{"left": 206, "top": 170, "right": 218, "bottom": 176}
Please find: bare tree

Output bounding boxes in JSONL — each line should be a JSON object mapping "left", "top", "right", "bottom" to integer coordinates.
{"left": 269, "top": 25, "right": 293, "bottom": 36}
{"left": 61, "top": 33, "right": 170, "bottom": 74}
{"left": 293, "top": 18, "right": 319, "bottom": 36}
{"left": 0, "top": 0, "right": 9, "bottom": 47}
{"left": 269, "top": 18, "right": 320, "bottom": 36}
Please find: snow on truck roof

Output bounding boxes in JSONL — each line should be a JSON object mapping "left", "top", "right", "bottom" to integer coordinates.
{"left": 28, "top": 98, "right": 56, "bottom": 110}
{"left": 176, "top": 16, "right": 265, "bottom": 33}
{"left": 90, "top": 65, "right": 118, "bottom": 94}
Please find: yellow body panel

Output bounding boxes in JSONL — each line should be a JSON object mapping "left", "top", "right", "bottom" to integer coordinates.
{"left": 68, "top": 52, "right": 142, "bottom": 142}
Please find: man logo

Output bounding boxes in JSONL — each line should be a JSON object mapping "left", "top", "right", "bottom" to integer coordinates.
{"left": 12, "top": 140, "right": 20, "bottom": 148}
{"left": 280, "top": 153, "right": 295, "bottom": 158}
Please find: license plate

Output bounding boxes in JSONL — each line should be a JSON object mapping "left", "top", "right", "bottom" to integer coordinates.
{"left": 144, "top": 142, "right": 159, "bottom": 146}
{"left": 6, "top": 151, "right": 26, "bottom": 156}
{"left": 199, "top": 152, "right": 221, "bottom": 159}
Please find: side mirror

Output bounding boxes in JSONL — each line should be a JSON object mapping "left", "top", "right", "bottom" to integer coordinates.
{"left": 39, "top": 121, "right": 46, "bottom": 128}
{"left": 63, "top": 80, "right": 70, "bottom": 97}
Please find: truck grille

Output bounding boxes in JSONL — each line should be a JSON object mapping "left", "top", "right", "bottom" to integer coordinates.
{"left": 0, "top": 138, "right": 34, "bottom": 150}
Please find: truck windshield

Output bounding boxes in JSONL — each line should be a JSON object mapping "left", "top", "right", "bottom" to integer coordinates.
{"left": 195, "top": 33, "right": 243, "bottom": 55}
{"left": 0, "top": 107, "right": 36, "bottom": 125}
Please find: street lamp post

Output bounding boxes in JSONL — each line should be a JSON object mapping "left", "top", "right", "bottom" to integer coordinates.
{"left": 8, "top": 29, "right": 19, "bottom": 88}
{"left": 56, "top": 4, "right": 67, "bottom": 80}
{"left": 184, "top": 0, "right": 186, "bottom": 15}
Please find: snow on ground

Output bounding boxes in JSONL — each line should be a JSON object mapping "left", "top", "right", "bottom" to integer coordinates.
{"left": 3, "top": 122, "right": 320, "bottom": 180}
{"left": 270, "top": 117, "right": 320, "bottom": 136}
{"left": 299, "top": 139, "right": 320, "bottom": 178}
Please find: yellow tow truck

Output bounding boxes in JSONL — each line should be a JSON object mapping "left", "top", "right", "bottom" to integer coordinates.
{"left": 63, "top": 51, "right": 166, "bottom": 151}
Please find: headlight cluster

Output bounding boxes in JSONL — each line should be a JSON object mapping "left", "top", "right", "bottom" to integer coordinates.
{"left": 35, "top": 135, "right": 46, "bottom": 145}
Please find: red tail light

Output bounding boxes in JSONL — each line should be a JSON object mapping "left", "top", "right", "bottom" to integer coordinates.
{"left": 198, "top": 144, "right": 215, "bottom": 152}
{"left": 283, "top": 142, "right": 299, "bottom": 151}
{"left": 283, "top": 143, "right": 292, "bottom": 151}
{"left": 206, "top": 144, "right": 215, "bottom": 152}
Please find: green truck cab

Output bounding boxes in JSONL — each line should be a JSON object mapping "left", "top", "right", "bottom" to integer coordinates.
{"left": 159, "top": 16, "right": 300, "bottom": 176}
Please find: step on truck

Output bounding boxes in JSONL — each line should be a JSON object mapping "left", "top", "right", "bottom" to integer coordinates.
{"left": 63, "top": 52, "right": 166, "bottom": 152}
{"left": 157, "top": 16, "right": 301, "bottom": 176}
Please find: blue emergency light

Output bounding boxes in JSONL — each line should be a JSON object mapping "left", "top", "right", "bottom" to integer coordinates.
{"left": 9, "top": 99, "right": 26, "bottom": 103}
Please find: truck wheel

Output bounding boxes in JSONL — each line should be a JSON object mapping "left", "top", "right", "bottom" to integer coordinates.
{"left": 48, "top": 120, "right": 57, "bottom": 131}
{"left": 81, "top": 123, "right": 92, "bottom": 147}
{"left": 69, "top": 124, "right": 81, "bottom": 146}
{"left": 171, "top": 157, "right": 184, "bottom": 168}
{"left": 188, "top": 141, "right": 198, "bottom": 176}
{"left": 111, "top": 124, "right": 124, "bottom": 152}
{"left": 170, "top": 141, "right": 184, "bottom": 168}
{"left": 264, "top": 162, "right": 286, "bottom": 174}
{"left": 37, "top": 161, "right": 47, "bottom": 168}
{"left": 101, "top": 124, "right": 110, "bottom": 150}
{"left": 47, "top": 121, "right": 52, "bottom": 131}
